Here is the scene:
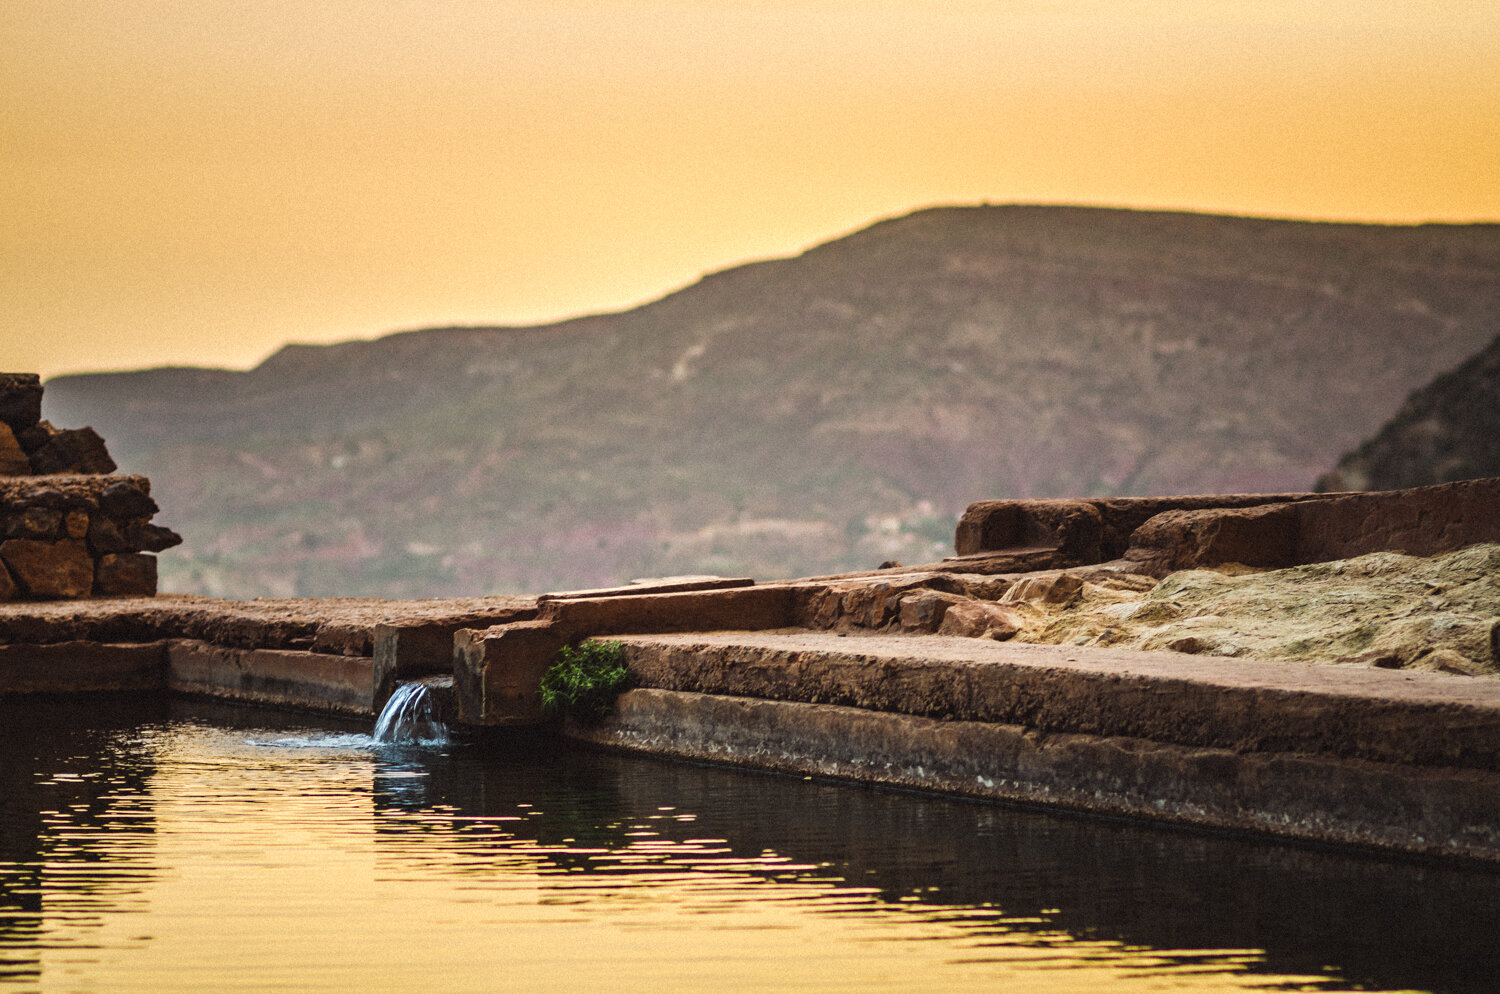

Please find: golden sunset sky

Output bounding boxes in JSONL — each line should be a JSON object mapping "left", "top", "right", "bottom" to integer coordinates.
{"left": 5, "top": 0, "right": 1498, "bottom": 379}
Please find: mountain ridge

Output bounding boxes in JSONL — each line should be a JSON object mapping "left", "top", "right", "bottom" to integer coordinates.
{"left": 43, "top": 204, "right": 1500, "bottom": 597}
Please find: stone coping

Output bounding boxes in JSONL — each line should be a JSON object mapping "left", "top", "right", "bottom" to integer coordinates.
{"left": 613, "top": 631, "right": 1500, "bottom": 771}
{"left": 0, "top": 593, "right": 537, "bottom": 653}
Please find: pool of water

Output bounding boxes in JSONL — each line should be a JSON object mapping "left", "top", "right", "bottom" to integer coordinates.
{"left": 2, "top": 695, "right": 1497, "bottom": 993}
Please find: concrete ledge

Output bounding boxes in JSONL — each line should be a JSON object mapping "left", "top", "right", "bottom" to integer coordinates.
{"left": 0, "top": 640, "right": 166, "bottom": 694}
{"left": 572, "top": 688, "right": 1500, "bottom": 864}
{"left": 166, "top": 640, "right": 378, "bottom": 717}
{"left": 614, "top": 632, "right": 1500, "bottom": 771}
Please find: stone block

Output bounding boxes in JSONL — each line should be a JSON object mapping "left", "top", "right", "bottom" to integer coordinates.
{"left": 954, "top": 499, "right": 1104, "bottom": 562}
{"left": 86, "top": 515, "right": 130, "bottom": 553}
{"left": 0, "top": 561, "right": 15, "bottom": 601}
{"left": 94, "top": 552, "right": 157, "bottom": 596}
{"left": 538, "top": 584, "right": 797, "bottom": 640}
{"left": 0, "top": 424, "right": 29, "bottom": 476}
{"left": 0, "top": 640, "right": 167, "bottom": 694}
{"left": 0, "top": 373, "right": 42, "bottom": 432}
{"left": 27, "top": 426, "right": 117, "bottom": 475}
{"left": 0, "top": 538, "right": 93, "bottom": 598}
{"left": 98, "top": 479, "right": 158, "bottom": 518}
{"left": 1121, "top": 478, "right": 1500, "bottom": 577}
{"left": 936, "top": 600, "right": 1024, "bottom": 640}
{"left": 896, "top": 590, "right": 970, "bottom": 632}
{"left": 453, "top": 620, "right": 568, "bottom": 726}
{"left": 166, "top": 640, "right": 378, "bottom": 716}
{"left": 7, "top": 507, "right": 62, "bottom": 539}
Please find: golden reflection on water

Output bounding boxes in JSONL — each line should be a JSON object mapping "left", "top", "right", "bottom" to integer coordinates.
{"left": 0, "top": 707, "right": 1460, "bottom": 993}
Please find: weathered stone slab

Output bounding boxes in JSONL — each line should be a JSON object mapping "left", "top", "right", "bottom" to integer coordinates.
{"left": 453, "top": 620, "right": 568, "bottom": 726}
{"left": 1124, "top": 477, "right": 1500, "bottom": 576}
{"left": 166, "top": 640, "right": 378, "bottom": 716}
{"left": 0, "top": 640, "right": 166, "bottom": 694}
{"left": 538, "top": 575, "right": 755, "bottom": 601}
{"left": 372, "top": 603, "right": 539, "bottom": 707}
{"left": 538, "top": 584, "right": 797, "bottom": 640}
{"left": 954, "top": 493, "right": 1321, "bottom": 561}
{"left": 610, "top": 631, "right": 1500, "bottom": 771}
{"left": 572, "top": 688, "right": 1500, "bottom": 864}
{"left": 0, "top": 538, "right": 94, "bottom": 598}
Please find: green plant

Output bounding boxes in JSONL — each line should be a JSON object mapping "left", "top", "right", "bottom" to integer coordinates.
{"left": 538, "top": 640, "right": 631, "bottom": 723}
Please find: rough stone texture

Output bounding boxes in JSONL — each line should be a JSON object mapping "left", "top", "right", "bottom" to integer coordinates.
{"left": 0, "top": 539, "right": 94, "bottom": 598}
{"left": 0, "top": 593, "right": 537, "bottom": 649}
{"left": 954, "top": 493, "right": 1325, "bottom": 561}
{"left": 0, "top": 374, "right": 43, "bottom": 432}
{"left": 0, "top": 640, "right": 166, "bottom": 694}
{"left": 453, "top": 620, "right": 568, "bottom": 726}
{"left": 795, "top": 573, "right": 968, "bottom": 630}
{"left": 572, "top": 688, "right": 1500, "bottom": 864}
{"left": 539, "top": 584, "right": 797, "bottom": 640}
{"left": 0, "top": 563, "right": 14, "bottom": 602}
{"left": 27, "top": 426, "right": 117, "bottom": 475}
{"left": 0, "top": 425, "right": 29, "bottom": 476}
{"left": 538, "top": 575, "right": 755, "bottom": 601}
{"left": 0, "top": 475, "right": 180, "bottom": 601}
{"left": 1123, "top": 477, "right": 1500, "bottom": 577}
{"left": 373, "top": 604, "right": 539, "bottom": 708}
{"left": 166, "top": 640, "right": 378, "bottom": 716}
{"left": 935, "top": 601, "right": 1024, "bottom": 640}
{"left": 1031, "top": 544, "right": 1500, "bottom": 675}
{"left": 94, "top": 552, "right": 157, "bottom": 597}
{"left": 611, "top": 631, "right": 1500, "bottom": 771}
{"left": 896, "top": 589, "right": 969, "bottom": 632}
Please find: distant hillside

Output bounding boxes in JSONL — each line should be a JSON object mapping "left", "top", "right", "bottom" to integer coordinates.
{"left": 1319, "top": 333, "right": 1500, "bottom": 492}
{"left": 44, "top": 205, "right": 1500, "bottom": 597}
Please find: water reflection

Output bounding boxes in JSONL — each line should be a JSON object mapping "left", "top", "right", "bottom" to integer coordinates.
{"left": 371, "top": 737, "right": 1500, "bottom": 994}
{"left": 2, "top": 697, "right": 1498, "bottom": 993}
{"left": 0, "top": 696, "right": 165, "bottom": 985}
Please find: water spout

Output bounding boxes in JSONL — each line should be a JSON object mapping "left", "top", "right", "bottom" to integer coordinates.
{"left": 374, "top": 677, "right": 451, "bottom": 744}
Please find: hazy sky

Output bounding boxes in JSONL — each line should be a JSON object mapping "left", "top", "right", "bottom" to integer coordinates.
{"left": 6, "top": 0, "right": 1498, "bottom": 378}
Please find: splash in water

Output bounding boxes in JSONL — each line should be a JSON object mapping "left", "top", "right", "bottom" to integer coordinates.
{"left": 374, "top": 680, "right": 450, "bottom": 745}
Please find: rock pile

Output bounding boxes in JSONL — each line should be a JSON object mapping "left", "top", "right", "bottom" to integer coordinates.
{"left": 1, "top": 374, "right": 180, "bottom": 600}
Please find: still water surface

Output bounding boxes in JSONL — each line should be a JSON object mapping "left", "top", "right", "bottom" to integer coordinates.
{"left": 2, "top": 696, "right": 1497, "bottom": 993}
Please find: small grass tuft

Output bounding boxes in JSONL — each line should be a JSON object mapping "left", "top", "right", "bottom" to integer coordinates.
{"left": 539, "top": 639, "right": 631, "bottom": 723}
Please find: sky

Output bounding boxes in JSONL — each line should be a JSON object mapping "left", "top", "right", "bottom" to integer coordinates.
{"left": 5, "top": 0, "right": 1498, "bottom": 379}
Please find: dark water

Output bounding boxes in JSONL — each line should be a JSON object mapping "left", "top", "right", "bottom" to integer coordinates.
{"left": 2, "top": 695, "right": 1497, "bottom": 993}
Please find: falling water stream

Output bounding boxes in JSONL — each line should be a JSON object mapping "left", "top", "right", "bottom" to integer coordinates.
{"left": 372, "top": 679, "right": 449, "bottom": 745}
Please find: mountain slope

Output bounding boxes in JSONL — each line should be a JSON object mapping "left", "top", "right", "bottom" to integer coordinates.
{"left": 44, "top": 205, "right": 1500, "bottom": 596}
{"left": 1318, "top": 332, "right": 1500, "bottom": 491}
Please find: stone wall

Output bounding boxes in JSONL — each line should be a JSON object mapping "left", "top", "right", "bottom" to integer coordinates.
{"left": 1, "top": 374, "right": 180, "bottom": 600}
